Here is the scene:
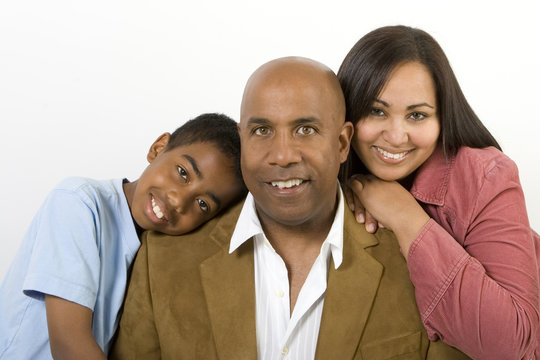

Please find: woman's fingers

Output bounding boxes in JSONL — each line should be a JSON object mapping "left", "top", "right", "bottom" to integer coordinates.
{"left": 343, "top": 185, "right": 355, "bottom": 212}
{"left": 347, "top": 177, "right": 366, "bottom": 223}
{"left": 364, "top": 210, "right": 379, "bottom": 233}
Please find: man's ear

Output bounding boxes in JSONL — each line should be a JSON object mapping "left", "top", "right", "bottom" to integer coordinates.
{"left": 147, "top": 133, "right": 171, "bottom": 163}
{"left": 338, "top": 121, "right": 354, "bottom": 163}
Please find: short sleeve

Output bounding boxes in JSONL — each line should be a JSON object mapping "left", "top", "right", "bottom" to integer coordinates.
{"left": 22, "top": 188, "right": 101, "bottom": 311}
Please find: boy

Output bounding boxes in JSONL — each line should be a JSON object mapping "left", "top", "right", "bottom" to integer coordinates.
{"left": 0, "top": 113, "right": 246, "bottom": 359}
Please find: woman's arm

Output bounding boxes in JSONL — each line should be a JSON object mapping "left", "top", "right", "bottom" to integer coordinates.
{"left": 347, "top": 175, "right": 430, "bottom": 258}
{"left": 45, "top": 295, "right": 107, "bottom": 360}
{"left": 348, "top": 163, "right": 539, "bottom": 359}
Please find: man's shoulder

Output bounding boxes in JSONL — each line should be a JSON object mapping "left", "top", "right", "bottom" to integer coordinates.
{"left": 342, "top": 207, "right": 403, "bottom": 262}
{"left": 142, "top": 200, "right": 245, "bottom": 267}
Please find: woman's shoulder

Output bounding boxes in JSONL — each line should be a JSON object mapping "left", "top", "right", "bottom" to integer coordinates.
{"left": 453, "top": 146, "right": 517, "bottom": 178}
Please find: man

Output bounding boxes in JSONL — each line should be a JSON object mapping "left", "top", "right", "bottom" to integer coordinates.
{"left": 110, "top": 57, "right": 469, "bottom": 359}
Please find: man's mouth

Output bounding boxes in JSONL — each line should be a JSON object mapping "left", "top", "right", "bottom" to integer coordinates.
{"left": 270, "top": 178, "right": 303, "bottom": 189}
{"left": 374, "top": 146, "right": 411, "bottom": 160}
{"left": 151, "top": 196, "right": 165, "bottom": 219}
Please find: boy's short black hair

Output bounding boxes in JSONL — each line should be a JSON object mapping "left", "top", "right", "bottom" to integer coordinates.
{"left": 166, "top": 113, "right": 246, "bottom": 195}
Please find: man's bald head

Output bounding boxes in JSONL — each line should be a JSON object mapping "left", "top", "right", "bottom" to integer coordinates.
{"left": 240, "top": 56, "right": 346, "bottom": 127}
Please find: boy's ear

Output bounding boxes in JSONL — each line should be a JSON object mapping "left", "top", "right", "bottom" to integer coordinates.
{"left": 147, "top": 133, "right": 171, "bottom": 163}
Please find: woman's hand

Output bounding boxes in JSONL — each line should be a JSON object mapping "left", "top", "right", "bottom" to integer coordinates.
{"left": 346, "top": 174, "right": 431, "bottom": 258}
{"left": 344, "top": 181, "right": 383, "bottom": 234}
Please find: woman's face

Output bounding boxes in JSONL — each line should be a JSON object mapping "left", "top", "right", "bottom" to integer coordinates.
{"left": 352, "top": 61, "right": 440, "bottom": 181}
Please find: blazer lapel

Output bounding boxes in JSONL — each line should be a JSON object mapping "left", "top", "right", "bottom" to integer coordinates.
{"left": 315, "top": 208, "right": 383, "bottom": 360}
{"left": 200, "top": 207, "right": 258, "bottom": 360}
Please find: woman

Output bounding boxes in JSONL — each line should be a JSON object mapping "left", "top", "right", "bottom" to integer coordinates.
{"left": 338, "top": 25, "right": 539, "bottom": 360}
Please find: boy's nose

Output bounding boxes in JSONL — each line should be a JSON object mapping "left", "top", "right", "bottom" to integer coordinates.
{"left": 167, "top": 190, "right": 188, "bottom": 214}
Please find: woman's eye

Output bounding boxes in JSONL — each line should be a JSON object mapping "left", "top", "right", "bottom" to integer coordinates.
{"left": 410, "top": 112, "right": 426, "bottom": 121}
{"left": 197, "top": 199, "right": 209, "bottom": 212}
{"left": 370, "top": 107, "right": 385, "bottom": 117}
{"left": 254, "top": 127, "right": 270, "bottom": 136}
{"left": 177, "top": 166, "right": 188, "bottom": 181}
{"left": 297, "top": 126, "right": 315, "bottom": 135}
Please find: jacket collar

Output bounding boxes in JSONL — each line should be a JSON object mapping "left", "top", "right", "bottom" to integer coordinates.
{"left": 199, "top": 200, "right": 258, "bottom": 359}
{"left": 315, "top": 206, "right": 382, "bottom": 359}
{"left": 200, "top": 199, "right": 385, "bottom": 360}
{"left": 410, "top": 145, "right": 454, "bottom": 206}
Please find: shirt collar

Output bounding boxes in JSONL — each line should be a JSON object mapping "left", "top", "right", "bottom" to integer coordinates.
{"left": 410, "top": 145, "right": 454, "bottom": 206}
{"left": 229, "top": 187, "right": 345, "bottom": 269}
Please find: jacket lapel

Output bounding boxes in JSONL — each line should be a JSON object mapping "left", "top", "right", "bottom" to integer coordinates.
{"left": 199, "top": 203, "right": 258, "bottom": 360}
{"left": 315, "top": 208, "right": 383, "bottom": 360}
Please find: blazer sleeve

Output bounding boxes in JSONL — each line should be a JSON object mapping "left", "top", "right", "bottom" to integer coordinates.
{"left": 109, "top": 232, "right": 161, "bottom": 360}
{"left": 407, "top": 154, "right": 539, "bottom": 360}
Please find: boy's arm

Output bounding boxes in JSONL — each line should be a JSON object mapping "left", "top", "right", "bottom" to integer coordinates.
{"left": 45, "top": 295, "right": 107, "bottom": 360}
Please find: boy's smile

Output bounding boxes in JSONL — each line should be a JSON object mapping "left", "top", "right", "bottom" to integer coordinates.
{"left": 124, "top": 134, "right": 244, "bottom": 236}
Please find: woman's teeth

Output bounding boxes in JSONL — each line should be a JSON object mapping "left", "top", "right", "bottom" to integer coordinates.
{"left": 271, "top": 179, "right": 303, "bottom": 189}
{"left": 376, "top": 147, "right": 409, "bottom": 160}
{"left": 151, "top": 197, "right": 164, "bottom": 219}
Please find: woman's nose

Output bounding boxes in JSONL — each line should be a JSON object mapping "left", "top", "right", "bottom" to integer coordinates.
{"left": 382, "top": 118, "right": 408, "bottom": 146}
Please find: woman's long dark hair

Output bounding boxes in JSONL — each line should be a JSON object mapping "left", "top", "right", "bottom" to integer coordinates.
{"left": 337, "top": 25, "right": 501, "bottom": 181}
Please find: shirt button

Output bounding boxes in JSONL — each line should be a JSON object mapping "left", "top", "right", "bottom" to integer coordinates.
{"left": 275, "top": 289, "right": 284, "bottom": 297}
{"left": 281, "top": 347, "right": 289, "bottom": 355}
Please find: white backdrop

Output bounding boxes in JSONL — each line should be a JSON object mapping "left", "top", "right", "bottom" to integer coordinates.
{"left": 1, "top": 0, "right": 539, "bottom": 279}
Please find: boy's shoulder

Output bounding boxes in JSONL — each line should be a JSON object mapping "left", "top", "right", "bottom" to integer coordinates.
{"left": 49, "top": 177, "right": 124, "bottom": 202}
{"left": 54, "top": 176, "right": 118, "bottom": 192}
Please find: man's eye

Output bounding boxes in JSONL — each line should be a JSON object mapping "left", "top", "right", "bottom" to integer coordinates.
{"left": 177, "top": 166, "right": 188, "bottom": 181}
{"left": 197, "top": 199, "right": 209, "bottom": 212}
{"left": 254, "top": 127, "right": 270, "bottom": 136}
{"left": 297, "top": 126, "right": 315, "bottom": 135}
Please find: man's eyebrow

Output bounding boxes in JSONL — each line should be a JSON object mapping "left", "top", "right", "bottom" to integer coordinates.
{"left": 246, "top": 116, "right": 321, "bottom": 126}
{"left": 246, "top": 117, "right": 271, "bottom": 127}
{"left": 291, "top": 117, "right": 322, "bottom": 126}
{"left": 183, "top": 154, "right": 201, "bottom": 178}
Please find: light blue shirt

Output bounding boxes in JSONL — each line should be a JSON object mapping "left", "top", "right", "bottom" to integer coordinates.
{"left": 0, "top": 177, "right": 140, "bottom": 359}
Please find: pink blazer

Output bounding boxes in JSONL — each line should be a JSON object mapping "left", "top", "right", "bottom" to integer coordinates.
{"left": 408, "top": 146, "right": 539, "bottom": 360}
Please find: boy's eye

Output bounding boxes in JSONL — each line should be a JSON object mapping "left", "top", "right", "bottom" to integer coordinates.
{"left": 297, "top": 126, "right": 315, "bottom": 135}
{"left": 197, "top": 199, "right": 209, "bottom": 212}
{"left": 409, "top": 112, "right": 427, "bottom": 121}
{"left": 177, "top": 166, "right": 188, "bottom": 181}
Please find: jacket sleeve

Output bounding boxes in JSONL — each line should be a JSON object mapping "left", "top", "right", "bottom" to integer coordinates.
{"left": 109, "top": 233, "right": 161, "bottom": 360}
{"left": 407, "top": 154, "right": 539, "bottom": 360}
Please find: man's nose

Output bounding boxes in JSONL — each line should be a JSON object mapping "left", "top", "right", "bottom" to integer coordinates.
{"left": 267, "top": 133, "right": 302, "bottom": 167}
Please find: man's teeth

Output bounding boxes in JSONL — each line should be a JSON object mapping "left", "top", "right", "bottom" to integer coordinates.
{"left": 271, "top": 179, "right": 303, "bottom": 189}
{"left": 376, "top": 147, "right": 409, "bottom": 160}
{"left": 151, "top": 197, "right": 164, "bottom": 219}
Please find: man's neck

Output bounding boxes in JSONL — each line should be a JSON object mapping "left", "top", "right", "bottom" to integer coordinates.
{"left": 256, "top": 192, "right": 339, "bottom": 313}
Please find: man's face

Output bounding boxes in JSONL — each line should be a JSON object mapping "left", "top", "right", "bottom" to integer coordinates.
{"left": 239, "top": 72, "right": 352, "bottom": 229}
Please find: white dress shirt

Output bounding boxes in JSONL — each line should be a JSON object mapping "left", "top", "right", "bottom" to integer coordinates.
{"left": 230, "top": 189, "right": 344, "bottom": 360}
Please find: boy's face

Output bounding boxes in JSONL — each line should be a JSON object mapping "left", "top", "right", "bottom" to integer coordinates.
{"left": 125, "top": 134, "right": 243, "bottom": 235}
